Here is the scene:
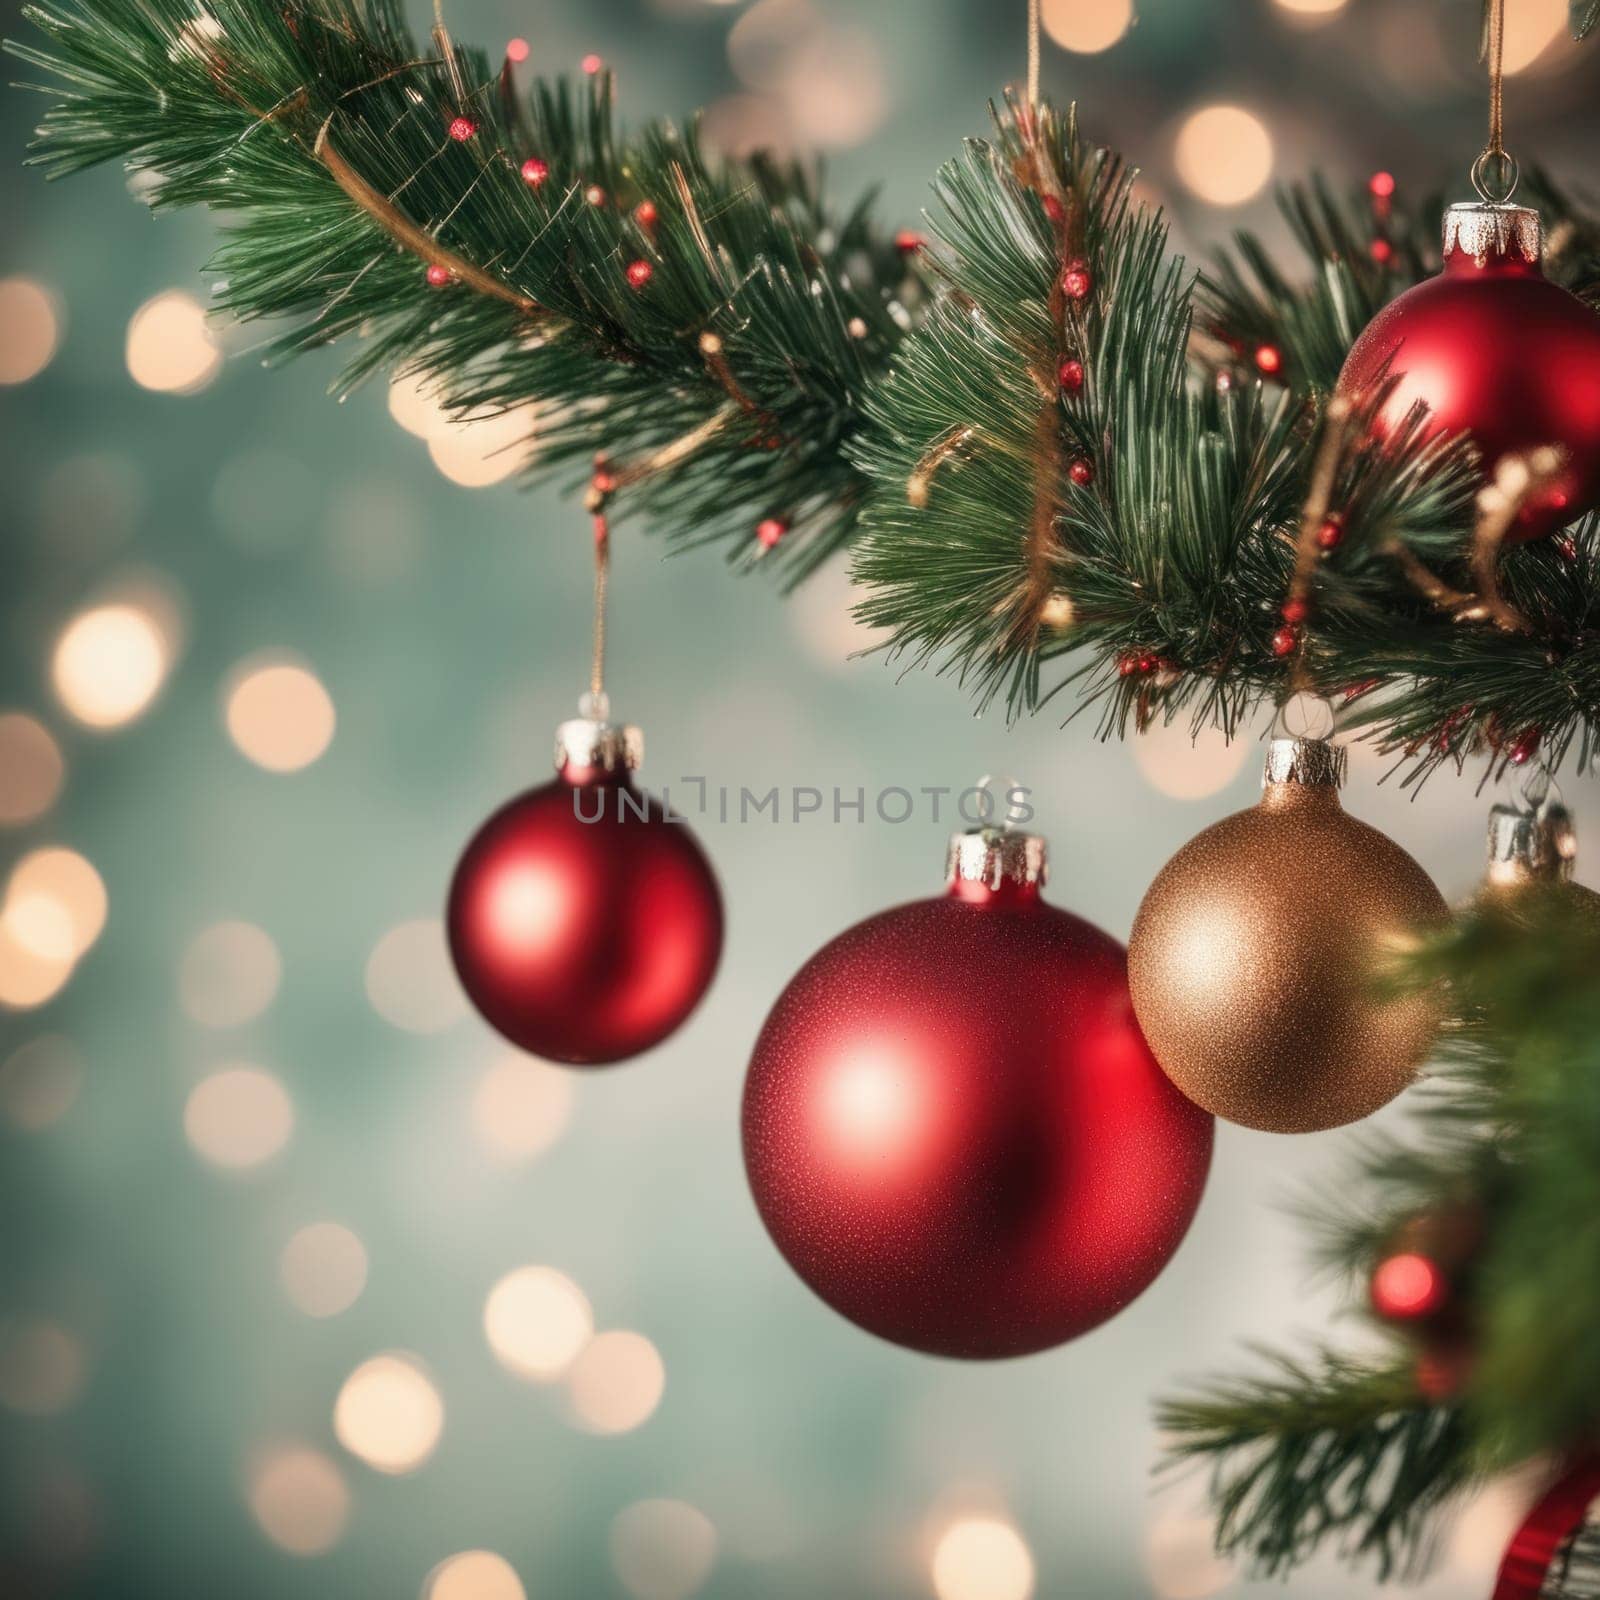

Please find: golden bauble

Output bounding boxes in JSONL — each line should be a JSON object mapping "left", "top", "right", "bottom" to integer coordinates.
{"left": 1128, "top": 737, "right": 1448, "bottom": 1134}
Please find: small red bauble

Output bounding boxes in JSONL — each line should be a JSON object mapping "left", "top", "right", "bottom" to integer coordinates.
{"left": 1254, "top": 343, "right": 1282, "bottom": 376}
{"left": 1369, "top": 171, "right": 1397, "bottom": 201}
{"left": 1058, "top": 357, "right": 1085, "bottom": 393}
{"left": 425, "top": 263, "right": 453, "bottom": 288}
{"left": 448, "top": 717, "right": 722, "bottom": 1065}
{"left": 1270, "top": 625, "right": 1299, "bottom": 657}
{"left": 625, "top": 259, "right": 653, "bottom": 290}
{"left": 741, "top": 825, "right": 1213, "bottom": 1358}
{"left": 1281, "top": 598, "right": 1310, "bottom": 625}
{"left": 1339, "top": 202, "right": 1600, "bottom": 543}
{"left": 1369, "top": 238, "right": 1393, "bottom": 266}
{"left": 1068, "top": 457, "right": 1094, "bottom": 487}
{"left": 1062, "top": 260, "right": 1092, "bottom": 300}
{"left": 520, "top": 157, "right": 549, "bottom": 188}
{"left": 447, "top": 115, "right": 476, "bottom": 142}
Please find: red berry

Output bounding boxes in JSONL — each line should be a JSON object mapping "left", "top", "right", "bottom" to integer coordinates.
{"left": 1370, "top": 238, "right": 1393, "bottom": 265}
{"left": 756, "top": 518, "right": 787, "bottom": 550}
{"left": 894, "top": 229, "right": 926, "bottom": 255}
{"left": 625, "top": 259, "right": 653, "bottom": 290}
{"left": 505, "top": 37, "right": 530, "bottom": 63}
{"left": 1368, "top": 170, "right": 1397, "bottom": 200}
{"left": 1316, "top": 514, "right": 1345, "bottom": 551}
{"left": 1058, "top": 358, "right": 1085, "bottom": 393}
{"left": 585, "top": 185, "right": 607, "bottom": 207}
{"left": 1068, "top": 458, "right": 1094, "bottom": 488}
{"left": 1254, "top": 344, "right": 1282, "bottom": 376}
{"left": 581, "top": 52, "right": 603, "bottom": 75}
{"left": 1371, "top": 1252, "right": 1447, "bottom": 1322}
{"left": 1281, "top": 598, "right": 1310, "bottom": 625}
{"left": 1414, "top": 1346, "right": 1472, "bottom": 1403}
{"left": 1042, "top": 195, "right": 1065, "bottom": 223}
{"left": 425, "top": 263, "right": 453, "bottom": 288}
{"left": 591, "top": 468, "right": 619, "bottom": 496}
{"left": 634, "top": 200, "right": 659, "bottom": 229}
{"left": 448, "top": 115, "right": 477, "bottom": 143}
{"left": 1270, "top": 625, "right": 1298, "bottom": 658}
{"left": 1062, "top": 260, "right": 1092, "bottom": 300}
{"left": 520, "top": 157, "right": 550, "bottom": 188}
{"left": 1508, "top": 728, "right": 1542, "bottom": 767}
{"left": 1117, "top": 653, "right": 1146, "bottom": 679}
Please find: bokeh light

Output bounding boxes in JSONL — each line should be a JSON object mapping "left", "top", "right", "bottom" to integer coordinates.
{"left": 223, "top": 656, "right": 336, "bottom": 772}
{"left": 1174, "top": 105, "right": 1274, "bottom": 206}
{"left": 1503, "top": 0, "right": 1567, "bottom": 74}
{"left": 1272, "top": 0, "right": 1347, "bottom": 18}
{"left": 51, "top": 603, "right": 171, "bottom": 729}
{"left": 248, "top": 1446, "right": 350, "bottom": 1556}
{"left": 388, "top": 370, "right": 454, "bottom": 439}
{"left": 0, "top": 713, "right": 66, "bottom": 825}
{"left": 930, "top": 1517, "right": 1036, "bottom": 1600}
{"left": 610, "top": 1500, "right": 718, "bottom": 1600}
{"left": 1133, "top": 719, "right": 1249, "bottom": 800}
{"left": 1145, "top": 1513, "right": 1234, "bottom": 1599}
{"left": 365, "top": 918, "right": 467, "bottom": 1034}
{"left": 178, "top": 920, "right": 282, "bottom": 1027}
{"left": 333, "top": 1354, "right": 444, "bottom": 1475}
{"left": 427, "top": 404, "right": 541, "bottom": 488}
{"left": 184, "top": 1066, "right": 294, "bottom": 1170}
{"left": 3, "top": 847, "right": 107, "bottom": 964}
{"left": 471, "top": 1055, "right": 575, "bottom": 1164}
{"left": 424, "top": 1549, "right": 527, "bottom": 1600}
{"left": 484, "top": 1266, "right": 593, "bottom": 1381}
{"left": 0, "top": 1318, "right": 88, "bottom": 1415}
{"left": 1041, "top": 0, "right": 1134, "bottom": 54}
{"left": 0, "top": 276, "right": 62, "bottom": 385}
{"left": 0, "top": 921, "right": 74, "bottom": 1009}
{"left": 280, "top": 1223, "right": 368, "bottom": 1319}
{"left": 0, "top": 1035, "right": 84, "bottom": 1131}
{"left": 566, "top": 1330, "right": 665, "bottom": 1434}
{"left": 125, "top": 289, "right": 222, "bottom": 393}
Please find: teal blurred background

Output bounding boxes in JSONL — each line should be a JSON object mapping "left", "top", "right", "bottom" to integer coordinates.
{"left": 3, "top": 1, "right": 1598, "bottom": 1596}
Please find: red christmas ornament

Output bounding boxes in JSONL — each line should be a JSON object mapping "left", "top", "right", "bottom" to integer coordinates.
{"left": 1270, "top": 624, "right": 1298, "bottom": 657}
{"left": 425, "top": 263, "right": 453, "bottom": 288}
{"left": 741, "top": 824, "right": 1214, "bottom": 1358}
{"left": 1339, "top": 202, "right": 1600, "bottom": 542}
{"left": 448, "top": 716, "right": 723, "bottom": 1065}
{"left": 1061, "top": 260, "right": 1092, "bottom": 300}
{"left": 1316, "top": 513, "right": 1345, "bottom": 551}
{"left": 1368, "top": 170, "right": 1397, "bottom": 201}
{"left": 625, "top": 259, "right": 654, "bottom": 290}
{"left": 894, "top": 228, "right": 926, "bottom": 255}
{"left": 1068, "top": 457, "right": 1094, "bottom": 487}
{"left": 1370, "top": 1250, "right": 1448, "bottom": 1322}
{"left": 1058, "top": 357, "right": 1085, "bottom": 393}
{"left": 1369, "top": 238, "right": 1394, "bottom": 266}
{"left": 633, "top": 199, "right": 659, "bottom": 230}
{"left": 756, "top": 517, "right": 787, "bottom": 550}
{"left": 1254, "top": 343, "right": 1282, "bottom": 376}
{"left": 520, "top": 157, "right": 549, "bottom": 189}
{"left": 447, "top": 115, "right": 476, "bottom": 142}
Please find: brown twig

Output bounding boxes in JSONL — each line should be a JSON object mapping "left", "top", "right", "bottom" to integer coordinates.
{"left": 907, "top": 425, "right": 976, "bottom": 508}
{"left": 315, "top": 120, "right": 540, "bottom": 313}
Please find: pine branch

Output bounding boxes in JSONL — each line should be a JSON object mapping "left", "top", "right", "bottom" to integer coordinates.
{"left": 10, "top": 0, "right": 920, "bottom": 576}
{"left": 849, "top": 100, "right": 1600, "bottom": 780}
{"left": 1162, "top": 897, "right": 1600, "bottom": 1581}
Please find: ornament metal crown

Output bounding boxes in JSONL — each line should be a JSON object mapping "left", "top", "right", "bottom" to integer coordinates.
{"left": 1442, "top": 201, "right": 1541, "bottom": 266}
{"left": 554, "top": 717, "right": 643, "bottom": 774}
{"left": 946, "top": 826, "right": 1048, "bottom": 890}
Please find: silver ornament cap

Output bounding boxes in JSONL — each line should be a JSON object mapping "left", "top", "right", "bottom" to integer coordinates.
{"left": 1262, "top": 736, "right": 1348, "bottom": 791}
{"left": 554, "top": 717, "right": 643, "bottom": 775}
{"left": 1441, "top": 201, "right": 1541, "bottom": 267}
{"left": 1485, "top": 798, "right": 1577, "bottom": 887}
{"left": 946, "top": 826, "right": 1049, "bottom": 891}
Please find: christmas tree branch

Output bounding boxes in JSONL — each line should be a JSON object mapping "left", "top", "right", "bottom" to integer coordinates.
{"left": 10, "top": 0, "right": 921, "bottom": 576}
{"left": 849, "top": 99, "right": 1600, "bottom": 781}
{"left": 1161, "top": 896, "right": 1600, "bottom": 1580}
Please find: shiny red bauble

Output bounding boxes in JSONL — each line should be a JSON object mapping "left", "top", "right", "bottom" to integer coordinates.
{"left": 741, "top": 829, "right": 1214, "bottom": 1359}
{"left": 448, "top": 721, "right": 722, "bottom": 1065}
{"left": 1338, "top": 202, "right": 1600, "bottom": 543}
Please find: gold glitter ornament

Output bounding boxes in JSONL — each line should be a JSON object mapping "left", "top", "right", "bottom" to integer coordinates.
{"left": 1128, "top": 736, "right": 1449, "bottom": 1134}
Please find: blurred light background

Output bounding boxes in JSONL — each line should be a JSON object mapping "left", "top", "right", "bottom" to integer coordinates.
{"left": 2, "top": 0, "right": 1597, "bottom": 1596}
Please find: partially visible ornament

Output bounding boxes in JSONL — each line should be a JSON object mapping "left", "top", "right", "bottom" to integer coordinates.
{"left": 1338, "top": 201, "right": 1600, "bottom": 543}
{"left": 742, "top": 821, "right": 1214, "bottom": 1359}
{"left": 447, "top": 709, "right": 723, "bottom": 1065}
{"left": 1128, "top": 736, "right": 1448, "bottom": 1134}
{"left": 1480, "top": 792, "right": 1600, "bottom": 919}
{"left": 1492, "top": 1456, "right": 1600, "bottom": 1600}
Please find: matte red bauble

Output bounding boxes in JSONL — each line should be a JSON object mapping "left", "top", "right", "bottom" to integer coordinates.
{"left": 1338, "top": 201, "right": 1600, "bottom": 543}
{"left": 448, "top": 717, "right": 722, "bottom": 1065}
{"left": 741, "top": 825, "right": 1214, "bottom": 1359}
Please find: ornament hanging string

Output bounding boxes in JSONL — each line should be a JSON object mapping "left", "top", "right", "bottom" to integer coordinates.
{"left": 1492, "top": 1456, "right": 1600, "bottom": 1600}
{"left": 1475, "top": 0, "right": 1519, "bottom": 202}
{"left": 1027, "top": 0, "right": 1041, "bottom": 107}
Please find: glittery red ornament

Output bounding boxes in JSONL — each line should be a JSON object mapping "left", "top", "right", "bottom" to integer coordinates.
{"left": 741, "top": 826, "right": 1213, "bottom": 1359}
{"left": 1271, "top": 624, "right": 1298, "bottom": 657}
{"left": 448, "top": 717, "right": 722, "bottom": 1066}
{"left": 447, "top": 115, "right": 476, "bottom": 142}
{"left": 1339, "top": 201, "right": 1600, "bottom": 543}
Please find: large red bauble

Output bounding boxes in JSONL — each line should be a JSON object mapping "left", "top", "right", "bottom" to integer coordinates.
{"left": 448, "top": 721, "right": 722, "bottom": 1065}
{"left": 1338, "top": 202, "right": 1600, "bottom": 543}
{"left": 741, "top": 829, "right": 1213, "bottom": 1359}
